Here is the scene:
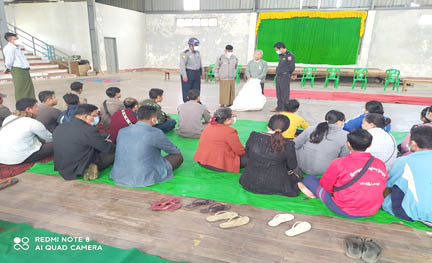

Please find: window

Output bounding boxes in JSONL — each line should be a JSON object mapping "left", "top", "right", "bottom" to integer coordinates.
{"left": 176, "top": 18, "right": 218, "bottom": 27}
{"left": 184, "top": 0, "right": 200, "bottom": 11}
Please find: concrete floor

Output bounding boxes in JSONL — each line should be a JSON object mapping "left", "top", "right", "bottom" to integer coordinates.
{"left": 0, "top": 71, "right": 430, "bottom": 131}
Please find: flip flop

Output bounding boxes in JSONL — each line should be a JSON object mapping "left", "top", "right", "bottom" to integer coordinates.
{"left": 206, "top": 211, "right": 239, "bottom": 222}
{"left": 268, "top": 214, "right": 294, "bottom": 227}
{"left": 151, "top": 202, "right": 182, "bottom": 211}
{"left": 200, "top": 203, "right": 231, "bottom": 213}
{"left": 185, "top": 199, "right": 214, "bottom": 209}
{"left": 344, "top": 236, "right": 364, "bottom": 259}
{"left": 0, "top": 178, "right": 19, "bottom": 190}
{"left": 219, "top": 215, "right": 250, "bottom": 229}
{"left": 361, "top": 239, "right": 382, "bottom": 263}
{"left": 151, "top": 198, "right": 180, "bottom": 207}
{"left": 284, "top": 221, "right": 311, "bottom": 237}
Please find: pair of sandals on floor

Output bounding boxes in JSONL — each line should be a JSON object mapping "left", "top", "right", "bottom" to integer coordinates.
{"left": 150, "top": 198, "right": 232, "bottom": 212}
{"left": 345, "top": 236, "right": 382, "bottom": 263}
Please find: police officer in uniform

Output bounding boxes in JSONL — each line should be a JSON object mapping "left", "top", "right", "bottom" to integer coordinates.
{"left": 179, "top": 37, "right": 204, "bottom": 102}
{"left": 273, "top": 42, "right": 296, "bottom": 112}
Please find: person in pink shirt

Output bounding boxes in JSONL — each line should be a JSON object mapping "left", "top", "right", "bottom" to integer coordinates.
{"left": 298, "top": 129, "right": 388, "bottom": 218}
{"left": 398, "top": 106, "right": 432, "bottom": 156}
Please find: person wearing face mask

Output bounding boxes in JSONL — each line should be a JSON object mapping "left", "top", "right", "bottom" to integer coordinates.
{"left": 273, "top": 42, "right": 296, "bottom": 112}
{"left": 110, "top": 105, "right": 183, "bottom": 187}
{"left": 193, "top": 107, "right": 247, "bottom": 173}
{"left": 3, "top": 32, "right": 35, "bottom": 101}
{"left": 179, "top": 37, "right": 204, "bottom": 103}
{"left": 53, "top": 104, "right": 115, "bottom": 181}
{"left": 214, "top": 45, "right": 238, "bottom": 107}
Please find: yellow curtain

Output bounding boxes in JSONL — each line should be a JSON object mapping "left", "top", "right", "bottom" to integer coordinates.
{"left": 256, "top": 11, "right": 368, "bottom": 37}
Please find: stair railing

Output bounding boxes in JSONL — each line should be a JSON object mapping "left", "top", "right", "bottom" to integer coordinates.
{"left": 7, "top": 23, "right": 72, "bottom": 74}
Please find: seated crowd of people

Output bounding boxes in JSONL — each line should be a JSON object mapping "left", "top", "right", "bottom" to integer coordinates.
{"left": 0, "top": 85, "right": 431, "bottom": 225}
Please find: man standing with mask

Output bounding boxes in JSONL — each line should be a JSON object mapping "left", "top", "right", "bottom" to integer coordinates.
{"left": 3, "top": 33, "right": 35, "bottom": 101}
{"left": 179, "top": 37, "right": 204, "bottom": 102}
{"left": 273, "top": 42, "right": 295, "bottom": 112}
{"left": 214, "top": 45, "right": 238, "bottom": 107}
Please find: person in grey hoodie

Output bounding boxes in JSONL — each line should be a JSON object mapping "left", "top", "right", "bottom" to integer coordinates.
{"left": 214, "top": 45, "right": 238, "bottom": 107}
{"left": 294, "top": 110, "right": 349, "bottom": 176}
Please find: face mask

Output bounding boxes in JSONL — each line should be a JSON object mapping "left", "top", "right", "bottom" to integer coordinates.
{"left": 14, "top": 39, "right": 23, "bottom": 46}
{"left": 194, "top": 46, "right": 199, "bottom": 51}
{"left": 275, "top": 50, "right": 282, "bottom": 55}
{"left": 232, "top": 117, "right": 237, "bottom": 124}
{"left": 91, "top": 116, "right": 99, "bottom": 126}
{"left": 152, "top": 118, "right": 158, "bottom": 126}
{"left": 226, "top": 52, "right": 233, "bottom": 58}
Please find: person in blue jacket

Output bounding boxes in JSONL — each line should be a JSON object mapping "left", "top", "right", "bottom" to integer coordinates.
{"left": 344, "top": 100, "right": 391, "bottom": 132}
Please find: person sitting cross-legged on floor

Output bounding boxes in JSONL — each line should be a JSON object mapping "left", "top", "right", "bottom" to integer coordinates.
{"left": 344, "top": 100, "right": 391, "bottom": 132}
{"left": 398, "top": 106, "right": 432, "bottom": 156}
{"left": 382, "top": 126, "right": 432, "bottom": 223}
{"left": 100, "top": 87, "right": 123, "bottom": 130}
{"left": 140, "top": 88, "right": 176, "bottom": 133}
{"left": 110, "top": 105, "right": 183, "bottom": 187}
{"left": 177, "top": 89, "right": 211, "bottom": 138}
{"left": 239, "top": 114, "right": 300, "bottom": 197}
{"left": 0, "top": 93, "right": 11, "bottom": 126}
{"left": 109, "top": 97, "right": 139, "bottom": 144}
{"left": 53, "top": 104, "right": 115, "bottom": 180}
{"left": 362, "top": 113, "right": 397, "bottom": 171}
{"left": 193, "top": 107, "right": 247, "bottom": 173}
{"left": 58, "top": 93, "right": 80, "bottom": 125}
{"left": 36, "top": 90, "right": 61, "bottom": 133}
{"left": 0, "top": 98, "right": 53, "bottom": 165}
{"left": 294, "top": 110, "right": 349, "bottom": 176}
{"left": 298, "top": 129, "right": 388, "bottom": 218}
{"left": 280, "top": 99, "right": 309, "bottom": 139}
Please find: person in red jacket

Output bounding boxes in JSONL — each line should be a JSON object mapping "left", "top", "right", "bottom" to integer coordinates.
{"left": 193, "top": 107, "right": 247, "bottom": 173}
{"left": 298, "top": 129, "right": 388, "bottom": 217}
{"left": 109, "top": 97, "right": 139, "bottom": 144}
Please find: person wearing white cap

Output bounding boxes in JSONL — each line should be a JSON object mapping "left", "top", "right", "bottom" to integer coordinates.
{"left": 0, "top": 93, "right": 11, "bottom": 126}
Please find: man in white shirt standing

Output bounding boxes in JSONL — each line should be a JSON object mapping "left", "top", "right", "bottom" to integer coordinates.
{"left": 3, "top": 32, "right": 35, "bottom": 101}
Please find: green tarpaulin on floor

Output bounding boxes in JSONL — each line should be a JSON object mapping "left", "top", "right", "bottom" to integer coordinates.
{"left": 27, "top": 119, "right": 430, "bottom": 230}
{"left": 0, "top": 220, "right": 183, "bottom": 263}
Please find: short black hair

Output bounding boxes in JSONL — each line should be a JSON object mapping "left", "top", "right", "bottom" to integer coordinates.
{"left": 213, "top": 107, "right": 233, "bottom": 124}
{"left": 16, "top": 98, "right": 37, "bottom": 111}
{"left": 106, "top": 87, "right": 121, "bottom": 98}
{"left": 225, "top": 45, "right": 233, "bottom": 51}
{"left": 149, "top": 88, "right": 164, "bottom": 100}
{"left": 364, "top": 113, "right": 391, "bottom": 129}
{"left": 38, "top": 90, "right": 55, "bottom": 103}
{"left": 63, "top": 93, "right": 79, "bottom": 105}
{"left": 4, "top": 32, "right": 17, "bottom": 41}
{"left": 123, "top": 97, "right": 138, "bottom": 109}
{"left": 74, "top": 104, "right": 98, "bottom": 116}
{"left": 421, "top": 106, "right": 431, "bottom": 123}
{"left": 410, "top": 126, "right": 432, "bottom": 149}
{"left": 187, "top": 89, "right": 200, "bottom": 101}
{"left": 347, "top": 129, "right": 373, "bottom": 152}
{"left": 284, "top": 99, "right": 300, "bottom": 112}
{"left": 137, "top": 105, "right": 157, "bottom": 120}
{"left": 273, "top": 42, "right": 286, "bottom": 49}
{"left": 70, "top": 82, "right": 84, "bottom": 92}
{"left": 365, "top": 100, "right": 384, "bottom": 114}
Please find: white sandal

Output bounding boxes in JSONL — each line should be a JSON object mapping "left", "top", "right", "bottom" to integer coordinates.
{"left": 206, "top": 211, "right": 239, "bottom": 222}
{"left": 284, "top": 221, "right": 311, "bottom": 237}
{"left": 219, "top": 215, "right": 250, "bottom": 229}
{"left": 268, "top": 213, "right": 294, "bottom": 227}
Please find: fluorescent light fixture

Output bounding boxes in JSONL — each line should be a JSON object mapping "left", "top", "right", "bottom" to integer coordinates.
{"left": 184, "top": 0, "right": 200, "bottom": 11}
{"left": 419, "top": 15, "right": 432, "bottom": 26}
{"left": 410, "top": 2, "right": 420, "bottom": 7}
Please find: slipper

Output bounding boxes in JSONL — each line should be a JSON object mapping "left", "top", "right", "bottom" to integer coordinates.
{"left": 344, "top": 236, "right": 364, "bottom": 259}
{"left": 151, "top": 202, "right": 182, "bottom": 211}
{"left": 361, "top": 239, "right": 382, "bottom": 263}
{"left": 206, "top": 211, "right": 239, "bottom": 222}
{"left": 284, "top": 221, "right": 311, "bottom": 237}
{"left": 219, "top": 215, "right": 250, "bottom": 229}
{"left": 185, "top": 199, "right": 214, "bottom": 209}
{"left": 0, "top": 178, "right": 19, "bottom": 190}
{"left": 268, "top": 214, "right": 294, "bottom": 227}
{"left": 151, "top": 198, "right": 180, "bottom": 207}
{"left": 200, "top": 203, "right": 231, "bottom": 213}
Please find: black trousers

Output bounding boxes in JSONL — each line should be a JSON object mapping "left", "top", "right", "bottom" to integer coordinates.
{"left": 164, "top": 154, "right": 184, "bottom": 171}
{"left": 94, "top": 152, "right": 115, "bottom": 171}
{"left": 276, "top": 74, "right": 291, "bottom": 111}
{"left": 199, "top": 155, "right": 248, "bottom": 172}
{"left": 181, "top": 69, "right": 201, "bottom": 102}
{"left": 260, "top": 82, "right": 265, "bottom": 95}
{"left": 23, "top": 142, "right": 53, "bottom": 164}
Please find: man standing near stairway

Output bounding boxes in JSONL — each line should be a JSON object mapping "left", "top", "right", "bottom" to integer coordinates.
{"left": 3, "top": 32, "right": 35, "bottom": 101}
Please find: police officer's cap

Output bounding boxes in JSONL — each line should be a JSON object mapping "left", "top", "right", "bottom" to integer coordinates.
{"left": 188, "top": 37, "right": 200, "bottom": 46}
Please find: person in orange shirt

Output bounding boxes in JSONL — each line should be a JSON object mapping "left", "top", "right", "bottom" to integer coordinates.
{"left": 280, "top": 99, "right": 309, "bottom": 139}
{"left": 193, "top": 107, "right": 247, "bottom": 173}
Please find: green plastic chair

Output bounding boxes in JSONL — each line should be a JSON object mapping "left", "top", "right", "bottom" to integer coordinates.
{"left": 205, "top": 64, "right": 216, "bottom": 83}
{"left": 300, "top": 67, "right": 317, "bottom": 88}
{"left": 235, "top": 65, "right": 242, "bottom": 84}
{"left": 324, "top": 67, "right": 340, "bottom": 89}
{"left": 352, "top": 68, "right": 368, "bottom": 90}
{"left": 384, "top": 69, "right": 401, "bottom": 91}
{"left": 273, "top": 75, "right": 277, "bottom": 86}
